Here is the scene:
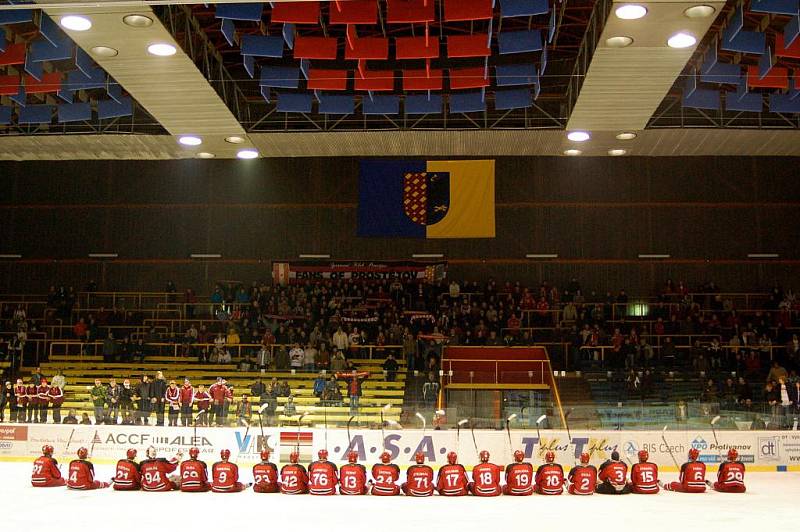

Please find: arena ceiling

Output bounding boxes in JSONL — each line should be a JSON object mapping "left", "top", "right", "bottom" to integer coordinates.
{"left": 0, "top": 0, "right": 799, "bottom": 159}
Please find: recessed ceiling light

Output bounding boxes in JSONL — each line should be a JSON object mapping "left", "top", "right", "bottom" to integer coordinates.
{"left": 147, "top": 43, "right": 177, "bottom": 56}
{"left": 667, "top": 32, "right": 697, "bottom": 48}
{"left": 60, "top": 15, "right": 92, "bottom": 31}
{"left": 606, "top": 36, "right": 634, "bottom": 48}
{"left": 564, "top": 149, "right": 582, "bottom": 156}
{"left": 608, "top": 149, "right": 627, "bottom": 156}
{"left": 225, "top": 136, "right": 246, "bottom": 144}
{"left": 178, "top": 135, "right": 202, "bottom": 146}
{"left": 616, "top": 132, "right": 637, "bottom": 140}
{"left": 567, "top": 131, "right": 590, "bottom": 142}
{"left": 237, "top": 149, "right": 259, "bottom": 159}
{"left": 615, "top": 4, "right": 647, "bottom": 19}
{"left": 91, "top": 46, "right": 119, "bottom": 57}
{"left": 123, "top": 14, "right": 154, "bottom": 27}
{"left": 684, "top": 5, "right": 716, "bottom": 18}
{"left": 197, "top": 152, "right": 216, "bottom": 159}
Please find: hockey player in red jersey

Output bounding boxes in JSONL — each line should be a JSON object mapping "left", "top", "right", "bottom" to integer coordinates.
{"left": 280, "top": 451, "right": 309, "bottom": 494}
{"left": 113, "top": 449, "right": 141, "bottom": 491}
{"left": 140, "top": 446, "right": 182, "bottom": 492}
{"left": 504, "top": 450, "right": 534, "bottom": 496}
{"left": 308, "top": 449, "right": 338, "bottom": 495}
{"left": 339, "top": 451, "right": 368, "bottom": 495}
{"left": 212, "top": 449, "right": 249, "bottom": 492}
{"left": 253, "top": 449, "right": 280, "bottom": 493}
{"left": 67, "top": 448, "right": 109, "bottom": 490}
{"left": 180, "top": 447, "right": 211, "bottom": 492}
{"left": 469, "top": 450, "right": 502, "bottom": 496}
{"left": 596, "top": 451, "right": 630, "bottom": 494}
{"left": 663, "top": 448, "right": 706, "bottom": 493}
{"left": 370, "top": 451, "right": 400, "bottom": 496}
{"left": 32, "top": 445, "right": 65, "bottom": 487}
{"left": 712, "top": 449, "right": 746, "bottom": 493}
{"left": 535, "top": 451, "right": 564, "bottom": 495}
{"left": 402, "top": 452, "right": 434, "bottom": 497}
{"left": 630, "top": 450, "right": 659, "bottom": 494}
{"left": 567, "top": 453, "right": 597, "bottom": 495}
{"left": 436, "top": 451, "right": 469, "bottom": 496}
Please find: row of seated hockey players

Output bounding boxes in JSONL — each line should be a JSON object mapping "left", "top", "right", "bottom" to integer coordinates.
{"left": 30, "top": 444, "right": 746, "bottom": 495}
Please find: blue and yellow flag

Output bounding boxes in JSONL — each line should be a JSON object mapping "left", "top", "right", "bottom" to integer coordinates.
{"left": 357, "top": 159, "right": 495, "bottom": 238}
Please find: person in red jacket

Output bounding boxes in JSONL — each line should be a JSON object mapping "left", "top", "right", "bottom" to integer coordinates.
{"left": 334, "top": 369, "right": 369, "bottom": 415}
{"left": 596, "top": 451, "right": 630, "bottom": 494}
{"left": 630, "top": 450, "right": 659, "bottom": 494}
{"left": 67, "top": 447, "right": 109, "bottom": 490}
{"left": 165, "top": 380, "right": 181, "bottom": 427}
{"left": 403, "top": 452, "right": 434, "bottom": 496}
{"left": 180, "top": 447, "right": 211, "bottom": 492}
{"left": 113, "top": 449, "right": 141, "bottom": 490}
{"left": 469, "top": 450, "right": 502, "bottom": 496}
{"left": 208, "top": 378, "right": 232, "bottom": 427}
{"left": 280, "top": 451, "right": 308, "bottom": 494}
{"left": 338, "top": 451, "right": 368, "bottom": 495}
{"left": 48, "top": 382, "right": 64, "bottom": 424}
{"left": 253, "top": 449, "right": 280, "bottom": 493}
{"left": 32, "top": 444, "right": 65, "bottom": 487}
{"left": 436, "top": 451, "right": 469, "bottom": 496}
{"left": 504, "top": 450, "right": 534, "bottom": 496}
{"left": 179, "top": 378, "right": 194, "bottom": 427}
{"left": 140, "top": 446, "right": 182, "bottom": 491}
{"left": 193, "top": 384, "right": 211, "bottom": 427}
{"left": 13, "top": 379, "right": 27, "bottom": 423}
{"left": 212, "top": 449, "right": 248, "bottom": 492}
{"left": 25, "top": 380, "right": 37, "bottom": 423}
{"left": 535, "top": 451, "right": 564, "bottom": 495}
{"left": 568, "top": 453, "right": 597, "bottom": 495}
{"left": 36, "top": 380, "right": 50, "bottom": 423}
{"left": 713, "top": 449, "right": 746, "bottom": 493}
{"left": 370, "top": 451, "right": 400, "bottom": 496}
{"left": 663, "top": 448, "right": 706, "bottom": 493}
{"left": 308, "top": 449, "right": 338, "bottom": 495}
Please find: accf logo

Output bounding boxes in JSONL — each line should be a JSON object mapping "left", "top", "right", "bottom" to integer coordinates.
{"left": 691, "top": 437, "right": 707, "bottom": 450}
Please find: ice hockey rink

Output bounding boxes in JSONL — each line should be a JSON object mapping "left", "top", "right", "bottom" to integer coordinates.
{"left": 2, "top": 462, "right": 797, "bottom": 532}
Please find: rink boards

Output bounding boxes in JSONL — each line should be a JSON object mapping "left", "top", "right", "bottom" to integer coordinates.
{"left": 1, "top": 424, "right": 798, "bottom": 471}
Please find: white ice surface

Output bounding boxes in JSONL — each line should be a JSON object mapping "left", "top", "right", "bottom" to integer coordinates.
{"left": 3, "top": 462, "right": 798, "bottom": 532}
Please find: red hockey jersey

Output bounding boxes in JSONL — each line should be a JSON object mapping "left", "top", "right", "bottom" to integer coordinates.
{"left": 253, "top": 462, "right": 279, "bottom": 493}
{"left": 470, "top": 463, "right": 502, "bottom": 496}
{"left": 32, "top": 456, "right": 63, "bottom": 487}
{"left": 535, "top": 463, "right": 564, "bottom": 495}
{"left": 599, "top": 461, "right": 628, "bottom": 487}
{"left": 504, "top": 463, "right": 535, "bottom": 495}
{"left": 280, "top": 463, "right": 308, "bottom": 494}
{"left": 140, "top": 458, "right": 178, "bottom": 491}
{"left": 404, "top": 465, "right": 434, "bottom": 496}
{"left": 370, "top": 463, "right": 400, "bottom": 496}
{"left": 716, "top": 461, "right": 745, "bottom": 491}
{"left": 308, "top": 461, "right": 338, "bottom": 495}
{"left": 212, "top": 461, "right": 243, "bottom": 492}
{"left": 630, "top": 462, "right": 659, "bottom": 493}
{"left": 67, "top": 460, "right": 97, "bottom": 490}
{"left": 339, "top": 463, "right": 368, "bottom": 495}
{"left": 567, "top": 464, "right": 597, "bottom": 495}
{"left": 113, "top": 459, "right": 141, "bottom": 490}
{"left": 436, "top": 464, "right": 469, "bottom": 496}
{"left": 679, "top": 461, "right": 706, "bottom": 491}
{"left": 180, "top": 459, "right": 210, "bottom": 492}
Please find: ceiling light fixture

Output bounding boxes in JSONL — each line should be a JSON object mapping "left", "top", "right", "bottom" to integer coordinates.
{"left": 608, "top": 149, "right": 627, "bottom": 156}
{"left": 225, "top": 136, "right": 246, "bottom": 144}
{"left": 667, "top": 32, "right": 697, "bottom": 48}
{"left": 90, "top": 46, "right": 119, "bottom": 57}
{"left": 684, "top": 5, "right": 716, "bottom": 18}
{"left": 196, "top": 152, "right": 215, "bottom": 159}
{"left": 564, "top": 149, "right": 582, "bottom": 156}
{"left": 237, "top": 149, "right": 259, "bottom": 159}
{"left": 567, "top": 131, "right": 590, "bottom": 142}
{"left": 606, "top": 36, "right": 634, "bottom": 48}
{"left": 123, "top": 14, "right": 154, "bottom": 27}
{"left": 616, "top": 132, "right": 637, "bottom": 140}
{"left": 178, "top": 135, "right": 202, "bottom": 147}
{"left": 615, "top": 4, "right": 647, "bottom": 19}
{"left": 147, "top": 43, "right": 177, "bottom": 56}
{"left": 59, "top": 15, "right": 92, "bottom": 31}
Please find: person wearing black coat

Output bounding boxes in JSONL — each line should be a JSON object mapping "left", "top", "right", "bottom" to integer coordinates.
{"left": 150, "top": 371, "right": 167, "bottom": 426}
{"left": 0, "top": 381, "right": 11, "bottom": 422}
{"left": 137, "top": 375, "right": 152, "bottom": 425}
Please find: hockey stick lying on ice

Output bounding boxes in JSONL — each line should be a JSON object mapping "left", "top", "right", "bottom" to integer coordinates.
{"left": 661, "top": 425, "right": 680, "bottom": 469}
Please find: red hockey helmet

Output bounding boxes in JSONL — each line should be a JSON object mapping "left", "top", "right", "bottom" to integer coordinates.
{"left": 289, "top": 451, "right": 300, "bottom": 464}
{"left": 77, "top": 447, "right": 89, "bottom": 460}
{"left": 380, "top": 451, "right": 391, "bottom": 464}
{"left": 688, "top": 448, "right": 700, "bottom": 461}
{"left": 41, "top": 444, "right": 54, "bottom": 457}
{"left": 479, "top": 450, "right": 490, "bottom": 463}
{"left": 447, "top": 451, "right": 458, "bottom": 465}
{"left": 580, "top": 452, "right": 590, "bottom": 464}
{"left": 513, "top": 450, "right": 525, "bottom": 463}
{"left": 544, "top": 451, "right": 555, "bottom": 463}
{"left": 318, "top": 449, "right": 329, "bottom": 460}
{"left": 189, "top": 447, "right": 200, "bottom": 460}
{"left": 638, "top": 450, "right": 649, "bottom": 463}
{"left": 347, "top": 451, "right": 358, "bottom": 464}
{"left": 220, "top": 449, "right": 231, "bottom": 461}
{"left": 414, "top": 451, "right": 426, "bottom": 464}
{"left": 126, "top": 448, "right": 137, "bottom": 460}
{"left": 727, "top": 448, "right": 738, "bottom": 461}
{"left": 260, "top": 449, "right": 271, "bottom": 462}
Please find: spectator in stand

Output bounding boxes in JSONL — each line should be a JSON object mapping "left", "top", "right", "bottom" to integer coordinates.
{"left": 250, "top": 378, "right": 266, "bottom": 399}
{"left": 736, "top": 376, "right": 752, "bottom": 407}
{"left": 283, "top": 395, "right": 297, "bottom": 420}
{"left": 62, "top": 409, "right": 78, "bottom": 424}
{"left": 193, "top": 384, "right": 211, "bottom": 426}
{"left": 331, "top": 348, "right": 347, "bottom": 372}
{"left": 120, "top": 379, "right": 134, "bottom": 423}
{"left": 90, "top": 379, "right": 107, "bottom": 424}
{"left": 422, "top": 372, "right": 440, "bottom": 407}
{"left": 403, "top": 329, "right": 417, "bottom": 372}
{"left": 701, "top": 379, "right": 718, "bottom": 403}
{"left": 721, "top": 378, "right": 737, "bottom": 410}
{"left": 767, "top": 361, "right": 788, "bottom": 384}
{"left": 209, "top": 377, "right": 232, "bottom": 427}
{"left": 179, "top": 379, "right": 194, "bottom": 426}
{"left": 151, "top": 371, "right": 168, "bottom": 426}
{"left": 348, "top": 327, "right": 362, "bottom": 358}
{"left": 789, "top": 380, "right": 800, "bottom": 418}
{"left": 333, "top": 327, "right": 349, "bottom": 353}
{"left": 289, "top": 343, "right": 304, "bottom": 371}
{"left": 336, "top": 368, "right": 369, "bottom": 415}
{"left": 777, "top": 378, "right": 792, "bottom": 428}
{"left": 236, "top": 393, "right": 252, "bottom": 426}
{"left": 35, "top": 378, "right": 49, "bottom": 423}
{"left": 80, "top": 412, "right": 92, "bottom": 425}
{"left": 106, "top": 378, "right": 122, "bottom": 424}
{"left": 0, "top": 381, "right": 10, "bottom": 422}
{"left": 765, "top": 382, "right": 780, "bottom": 427}
{"left": 382, "top": 353, "right": 399, "bottom": 382}
{"left": 304, "top": 343, "right": 317, "bottom": 371}
{"left": 102, "top": 332, "right": 117, "bottom": 363}
{"left": 275, "top": 346, "right": 289, "bottom": 370}
{"left": 313, "top": 372, "right": 326, "bottom": 398}
{"left": 256, "top": 345, "right": 273, "bottom": 370}
{"left": 137, "top": 375, "right": 152, "bottom": 425}
{"left": 218, "top": 348, "right": 232, "bottom": 364}
{"left": 165, "top": 379, "right": 180, "bottom": 427}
